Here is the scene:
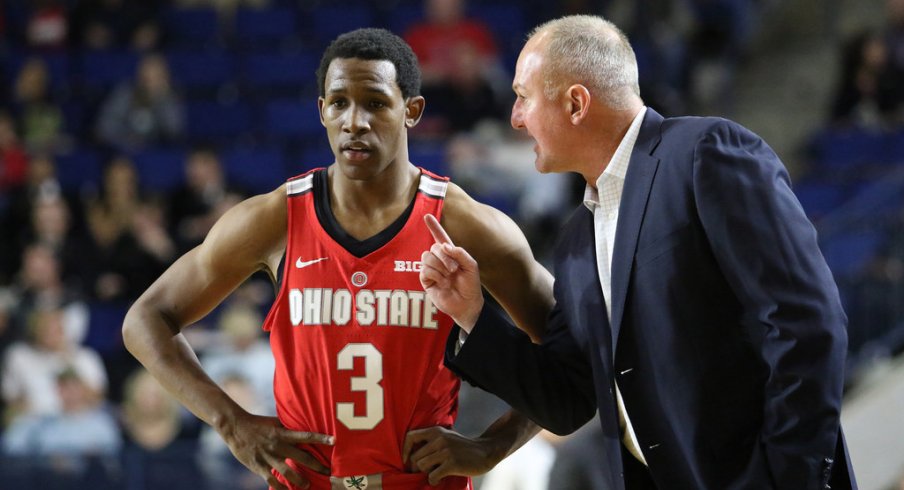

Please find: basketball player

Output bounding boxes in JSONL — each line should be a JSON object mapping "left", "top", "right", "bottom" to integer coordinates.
{"left": 123, "top": 29, "right": 554, "bottom": 490}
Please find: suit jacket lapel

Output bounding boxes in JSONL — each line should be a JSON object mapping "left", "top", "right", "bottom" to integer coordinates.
{"left": 609, "top": 109, "right": 663, "bottom": 357}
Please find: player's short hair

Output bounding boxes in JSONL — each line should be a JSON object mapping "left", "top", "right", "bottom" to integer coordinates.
{"left": 531, "top": 15, "right": 640, "bottom": 109}
{"left": 317, "top": 28, "right": 422, "bottom": 99}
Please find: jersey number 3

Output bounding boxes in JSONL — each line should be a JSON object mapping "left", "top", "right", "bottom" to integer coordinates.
{"left": 336, "top": 343, "right": 384, "bottom": 430}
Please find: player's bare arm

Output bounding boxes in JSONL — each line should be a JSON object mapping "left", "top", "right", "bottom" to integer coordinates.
{"left": 441, "top": 183, "right": 554, "bottom": 342}
{"left": 403, "top": 183, "right": 554, "bottom": 484}
{"left": 122, "top": 186, "right": 333, "bottom": 490}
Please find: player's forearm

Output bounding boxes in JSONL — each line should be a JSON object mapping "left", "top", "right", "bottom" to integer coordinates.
{"left": 477, "top": 409, "right": 543, "bottom": 465}
{"left": 122, "top": 303, "right": 245, "bottom": 432}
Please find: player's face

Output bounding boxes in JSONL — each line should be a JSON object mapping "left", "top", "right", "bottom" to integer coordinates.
{"left": 319, "top": 58, "right": 423, "bottom": 180}
{"left": 510, "top": 37, "right": 572, "bottom": 174}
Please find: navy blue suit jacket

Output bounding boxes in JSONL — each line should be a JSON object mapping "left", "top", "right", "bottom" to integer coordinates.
{"left": 445, "top": 109, "right": 856, "bottom": 490}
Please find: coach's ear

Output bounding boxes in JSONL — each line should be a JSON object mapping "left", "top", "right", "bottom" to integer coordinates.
{"left": 566, "top": 84, "right": 591, "bottom": 126}
{"left": 405, "top": 96, "right": 426, "bottom": 128}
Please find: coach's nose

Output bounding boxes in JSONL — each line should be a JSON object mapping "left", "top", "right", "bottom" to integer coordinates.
{"left": 511, "top": 98, "right": 525, "bottom": 130}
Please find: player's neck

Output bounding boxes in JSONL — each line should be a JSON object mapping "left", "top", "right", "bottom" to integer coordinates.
{"left": 327, "top": 162, "right": 420, "bottom": 239}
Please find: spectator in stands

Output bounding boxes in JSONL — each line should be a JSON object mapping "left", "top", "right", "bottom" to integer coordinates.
{"left": 426, "top": 42, "right": 509, "bottom": 134}
{"left": 1, "top": 306, "right": 106, "bottom": 420}
{"left": 0, "top": 111, "right": 28, "bottom": 192}
{"left": 24, "top": 0, "right": 68, "bottom": 51}
{"left": 168, "top": 148, "right": 243, "bottom": 253}
{"left": 69, "top": 0, "right": 163, "bottom": 51}
{"left": 173, "top": 0, "right": 272, "bottom": 25}
{"left": 201, "top": 303, "right": 275, "bottom": 414}
{"left": 885, "top": 0, "right": 904, "bottom": 74}
{"left": 830, "top": 29, "right": 904, "bottom": 128}
{"left": 95, "top": 54, "right": 184, "bottom": 152}
{"left": 11, "top": 58, "right": 70, "bottom": 153}
{"left": 405, "top": 0, "right": 497, "bottom": 83}
{"left": 0, "top": 154, "right": 66, "bottom": 282}
{"left": 130, "top": 19, "right": 164, "bottom": 52}
{"left": 0, "top": 194, "right": 92, "bottom": 304}
{"left": 83, "top": 157, "right": 173, "bottom": 302}
{"left": 26, "top": 196, "right": 86, "bottom": 285}
{"left": 2, "top": 367, "right": 121, "bottom": 458}
{"left": 120, "top": 369, "right": 206, "bottom": 490}
{"left": 198, "top": 373, "right": 268, "bottom": 490}
{"left": 1, "top": 243, "right": 89, "bottom": 355}
{"left": 684, "top": 0, "right": 756, "bottom": 113}
{"left": 404, "top": 0, "right": 508, "bottom": 135}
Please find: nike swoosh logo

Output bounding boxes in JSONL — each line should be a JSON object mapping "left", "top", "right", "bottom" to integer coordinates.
{"left": 296, "top": 257, "right": 329, "bottom": 268}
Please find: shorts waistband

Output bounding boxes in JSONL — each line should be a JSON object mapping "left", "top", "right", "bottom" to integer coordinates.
{"left": 330, "top": 473, "right": 383, "bottom": 490}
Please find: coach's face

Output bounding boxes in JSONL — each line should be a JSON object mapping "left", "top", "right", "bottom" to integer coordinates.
{"left": 510, "top": 34, "right": 573, "bottom": 174}
{"left": 319, "top": 58, "right": 424, "bottom": 181}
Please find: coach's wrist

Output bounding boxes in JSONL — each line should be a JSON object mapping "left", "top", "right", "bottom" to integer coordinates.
{"left": 456, "top": 298, "right": 484, "bottom": 334}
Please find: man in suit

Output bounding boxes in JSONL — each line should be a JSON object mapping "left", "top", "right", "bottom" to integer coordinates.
{"left": 417, "top": 15, "right": 856, "bottom": 490}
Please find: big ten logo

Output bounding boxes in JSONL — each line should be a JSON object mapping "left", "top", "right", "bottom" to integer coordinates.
{"left": 393, "top": 260, "right": 422, "bottom": 272}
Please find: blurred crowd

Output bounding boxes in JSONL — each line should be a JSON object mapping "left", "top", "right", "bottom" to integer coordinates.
{"left": 4, "top": 0, "right": 887, "bottom": 489}
{"left": 810, "top": 0, "right": 904, "bottom": 380}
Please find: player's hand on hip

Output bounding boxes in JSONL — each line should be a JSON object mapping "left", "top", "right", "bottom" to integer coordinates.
{"left": 402, "top": 426, "right": 496, "bottom": 486}
{"left": 420, "top": 215, "right": 484, "bottom": 332}
{"left": 219, "top": 412, "right": 333, "bottom": 490}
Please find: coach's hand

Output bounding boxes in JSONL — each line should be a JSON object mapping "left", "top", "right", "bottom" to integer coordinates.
{"left": 219, "top": 411, "right": 333, "bottom": 490}
{"left": 420, "top": 215, "right": 484, "bottom": 332}
{"left": 402, "top": 426, "right": 498, "bottom": 485}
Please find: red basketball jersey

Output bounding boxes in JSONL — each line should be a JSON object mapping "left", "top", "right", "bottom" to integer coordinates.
{"left": 263, "top": 168, "right": 469, "bottom": 490}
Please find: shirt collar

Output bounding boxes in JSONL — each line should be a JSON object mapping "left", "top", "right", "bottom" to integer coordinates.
{"left": 583, "top": 106, "right": 647, "bottom": 209}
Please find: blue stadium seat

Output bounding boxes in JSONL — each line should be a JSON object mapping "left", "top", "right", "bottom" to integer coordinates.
{"left": 131, "top": 148, "right": 187, "bottom": 192}
{"left": 166, "top": 50, "right": 236, "bottom": 90}
{"left": 295, "top": 146, "right": 335, "bottom": 175}
{"left": 61, "top": 100, "right": 90, "bottom": 138}
{"left": 233, "top": 7, "right": 299, "bottom": 48}
{"left": 309, "top": 6, "right": 376, "bottom": 45}
{"left": 78, "top": 50, "right": 139, "bottom": 91}
{"left": 810, "top": 128, "right": 886, "bottom": 173}
{"left": 264, "top": 98, "right": 322, "bottom": 139}
{"left": 163, "top": 7, "right": 221, "bottom": 47}
{"left": 55, "top": 147, "right": 103, "bottom": 194}
{"left": 241, "top": 52, "right": 319, "bottom": 93}
{"left": 469, "top": 4, "right": 526, "bottom": 51}
{"left": 792, "top": 179, "right": 847, "bottom": 220}
{"left": 882, "top": 129, "right": 904, "bottom": 166}
{"left": 84, "top": 302, "right": 129, "bottom": 356}
{"left": 820, "top": 229, "right": 885, "bottom": 279}
{"left": 386, "top": 4, "right": 424, "bottom": 36}
{"left": 409, "top": 144, "right": 448, "bottom": 177}
{"left": 222, "top": 146, "right": 287, "bottom": 193}
{"left": 844, "top": 174, "right": 904, "bottom": 218}
{"left": 185, "top": 101, "right": 253, "bottom": 141}
{"left": 3, "top": 50, "right": 72, "bottom": 94}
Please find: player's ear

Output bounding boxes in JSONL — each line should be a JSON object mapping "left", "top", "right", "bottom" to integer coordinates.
{"left": 404, "top": 96, "right": 425, "bottom": 128}
{"left": 318, "top": 97, "right": 327, "bottom": 127}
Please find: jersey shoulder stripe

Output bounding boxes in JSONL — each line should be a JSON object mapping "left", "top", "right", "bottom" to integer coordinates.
{"left": 287, "top": 172, "right": 316, "bottom": 196}
{"left": 418, "top": 172, "right": 448, "bottom": 200}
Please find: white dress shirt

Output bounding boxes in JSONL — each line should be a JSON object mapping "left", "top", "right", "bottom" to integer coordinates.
{"left": 582, "top": 106, "right": 648, "bottom": 465}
